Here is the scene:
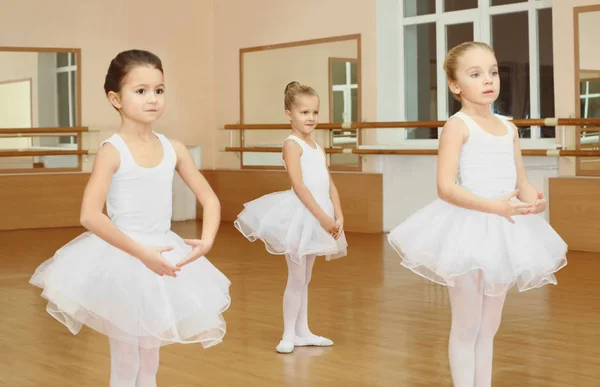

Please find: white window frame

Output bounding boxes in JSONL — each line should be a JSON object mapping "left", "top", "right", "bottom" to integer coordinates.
{"left": 399, "top": 0, "right": 555, "bottom": 149}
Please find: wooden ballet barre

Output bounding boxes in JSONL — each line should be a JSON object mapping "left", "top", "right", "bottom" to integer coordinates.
{"left": 0, "top": 149, "right": 89, "bottom": 158}
{"left": 353, "top": 149, "right": 600, "bottom": 157}
{"left": 0, "top": 127, "right": 89, "bottom": 135}
{"left": 224, "top": 147, "right": 344, "bottom": 154}
{"left": 223, "top": 147, "right": 600, "bottom": 157}
{"left": 223, "top": 118, "right": 600, "bottom": 130}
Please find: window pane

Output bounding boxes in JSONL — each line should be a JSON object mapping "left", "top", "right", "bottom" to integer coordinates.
{"left": 333, "top": 90, "right": 344, "bottom": 122}
{"left": 332, "top": 61, "right": 346, "bottom": 85}
{"left": 447, "top": 23, "right": 474, "bottom": 116}
{"left": 57, "top": 53, "right": 69, "bottom": 68}
{"left": 492, "top": 12, "right": 530, "bottom": 138}
{"left": 589, "top": 80, "right": 600, "bottom": 94}
{"left": 516, "top": 127, "right": 531, "bottom": 138}
{"left": 57, "top": 72, "right": 70, "bottom": 127}
{"left": 70, "top": 71, "right": 77, "bottom": 126}
{"left": 538, "top": 8, "right": 555, "bottom": 138}
{"left": 351, "top": 88, "right": 358, "bottom": 122}
{"left": 492, "top": 0, "right": 526, "bottom": 5}
{"left": 587, "top": 97, "right": 600, "bottom": 118}
{"left": 350, "top": 62, "right": 358, "bottom": 85}
{"left": 405, "top": 23, "right": 437, "bottom": 139}
{"left": 404, "top": 0, "right": 435, "bottom": 18}
{"left": 445, "top": 0, "right": 477, "bottom": 13}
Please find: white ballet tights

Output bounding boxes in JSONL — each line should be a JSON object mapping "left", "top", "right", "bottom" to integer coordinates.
{"left": 282, "top": 254, "right": 317, "bottom": 342}
{"left": 109, "top": 337, "right": 160, "bottom": 387}
{"left": 447, "top": 272, "right": 507, "bottom": 387}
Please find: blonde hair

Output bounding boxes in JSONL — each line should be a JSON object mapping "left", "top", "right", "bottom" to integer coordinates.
{"left": 284, "top": 81, "right": 318, "bottom": 111}
{"left": 443, "top": 41, "right": 496, "bottom": 100}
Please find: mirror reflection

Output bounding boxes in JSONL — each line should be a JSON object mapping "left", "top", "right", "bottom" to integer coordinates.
{"left": 577, "top": 12, "right": 600, "bottom": 173}
{"left": 0, "top": 133, "right": 79, "bottom": 169}
{"left": 241, "top": 36, "right": 361, "bottom": 170}
{"left": 0, "top": 50, "right": 78, "bottom": 129}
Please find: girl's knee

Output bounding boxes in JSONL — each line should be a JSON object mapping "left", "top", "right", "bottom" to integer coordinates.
{"left": 451, "top": 315, "right": 482, "bottom": 343}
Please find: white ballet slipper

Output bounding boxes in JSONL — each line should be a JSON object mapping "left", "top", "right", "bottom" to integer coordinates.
{"left": 276, "top": 340, "right": 295, "bottom": 354}
{"left": 294, "top": 336, "right": 334, "bottom": 347}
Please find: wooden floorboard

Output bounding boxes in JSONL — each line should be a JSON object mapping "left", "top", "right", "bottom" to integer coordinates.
{"left": 0, "top": 222, "right": 597, "bottom": 386}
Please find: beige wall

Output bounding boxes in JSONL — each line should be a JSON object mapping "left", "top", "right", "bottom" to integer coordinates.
{"left": 578, "top": 11, "right": 600, "bottom": 71}
{"left": 0, "top": 0, "right": 215, "bottom": 167}
{"left": 553, "top": 0, "right": 600, "bottom": 175}
{"left": 213, "top": 0, "right": 376, "bottom": 170}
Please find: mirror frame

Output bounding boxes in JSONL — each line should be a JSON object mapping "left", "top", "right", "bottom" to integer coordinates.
{"left": 238, "top": 34, "right": 362, "bottom": 171}
{"left": 573, "top": 6, "right": 600, "bottom": 177}
{"left": 0, "top": 46, "right": 84, "bottom": 173}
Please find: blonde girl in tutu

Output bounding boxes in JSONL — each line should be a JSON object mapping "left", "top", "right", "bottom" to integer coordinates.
{"left": 30, "top": 49, "right": 231, "bottom": 387}
{"left": 234, "top": 81, "right": 347, "bottom": 354}
{"left": 387, "top": 42, "right": 567, "bottom": 386}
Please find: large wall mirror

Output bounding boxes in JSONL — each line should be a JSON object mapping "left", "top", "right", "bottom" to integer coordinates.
{"left": 240, "top": 34, "right": 362, "bottom": 171}
{"left": 575, "top": 7, "right": 600, "bottom": 176}
{"left": 0, "top": 47, "right": 82, "bottom": 171}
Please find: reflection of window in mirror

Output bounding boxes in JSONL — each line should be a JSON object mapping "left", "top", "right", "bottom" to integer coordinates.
{"left": 575, "top": 9, "right": 600, "bottom": 176}
{"left": 329, "top": 58, "right": 360, "bottom": 171}
{"left": 57, "top": 52, "right": 78, "bottom": 145}
{"left": 580, "top": 72, "right": 600, "bottom": 119}
{"left": 578, "top": 73, "right": 600, "bottom": 175}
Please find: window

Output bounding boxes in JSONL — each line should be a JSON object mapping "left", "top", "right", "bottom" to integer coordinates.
{"left": 401, "top": 0, "right": 554, "bottom": 140}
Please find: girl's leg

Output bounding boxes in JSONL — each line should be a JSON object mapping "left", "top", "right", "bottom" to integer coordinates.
{"left": 109, "top": 337, "right": 139, "bottom": 387}
{"left": 278, "top": 254, "right": 308, "bottom": 352}
{"left": 473, "top": 292, "right": 507, "bottom": 387}
{"left": 136, "top": 337, "right": 161, "bottom": 387}
{"left": 293, "top": 254, "right": 333, "bottom": 347}
{"left": 294, "top": 254, "right": 316, "bottom": 339}
{"left": 447, "top": 271, "right": 485, "bottom": 387}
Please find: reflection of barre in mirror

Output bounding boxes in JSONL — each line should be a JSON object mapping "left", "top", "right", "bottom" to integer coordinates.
{"left": 0, "top": 47, "right": 85, "bottom": 172}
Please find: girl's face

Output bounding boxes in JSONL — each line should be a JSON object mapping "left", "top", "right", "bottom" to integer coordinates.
{"left": 449, "top": 47, "right": 500, "bottom": 106}
{"left": 109, "top": 65, "right": 165, "bottom": 124}
{"left": 285, "top": 95, "right": 320, "bottom": 135}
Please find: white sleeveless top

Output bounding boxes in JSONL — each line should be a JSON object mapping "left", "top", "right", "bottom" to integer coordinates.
{"left": 453, "top": 111, "right": 517, "bottom": 199}
{"left": 282, "top": 135, "right": 331, "bottom": 204}
{"left": 101, "top": 132, "right": 176, "bottom": 234}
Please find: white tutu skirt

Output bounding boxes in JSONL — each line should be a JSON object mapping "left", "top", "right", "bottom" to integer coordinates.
{"left": 234, "top": 190, "right": 347, "bottom": 264}
{"left": 388, "top": 199, "right": 568, "bottom": 296}
{"left": 30, "top": 230, "right": 231, "bottom": 349}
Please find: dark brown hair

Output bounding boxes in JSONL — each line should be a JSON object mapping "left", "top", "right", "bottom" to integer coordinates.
{"left": 104, "top": 49, "right": 163, "bottom": 95}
